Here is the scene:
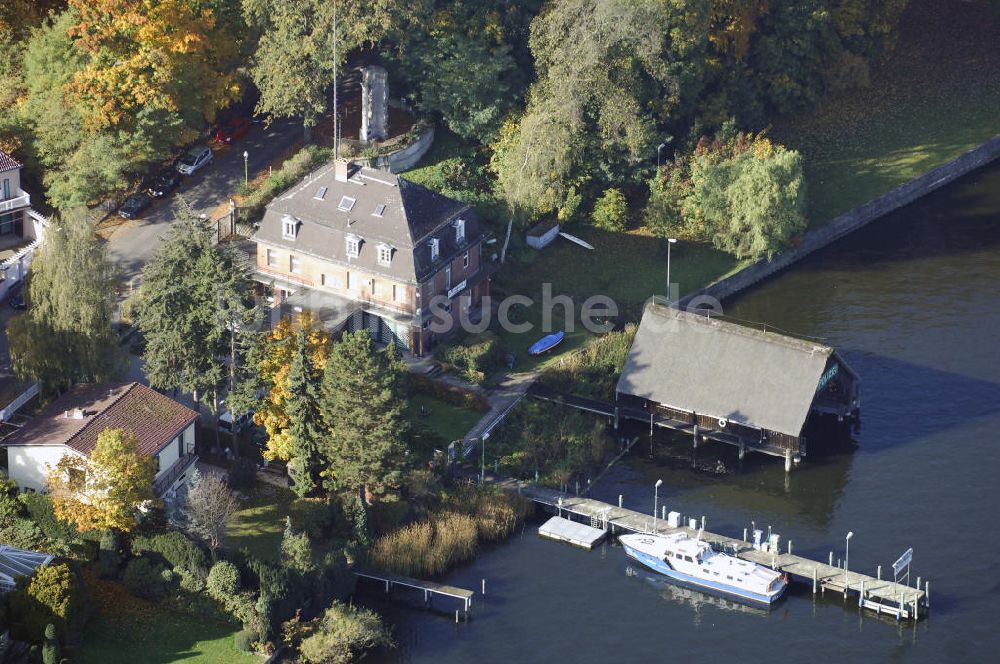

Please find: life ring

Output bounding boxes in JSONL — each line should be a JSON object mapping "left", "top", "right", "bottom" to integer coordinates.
{"left": 718, "top": 418, "right": 728, "bottom": 428}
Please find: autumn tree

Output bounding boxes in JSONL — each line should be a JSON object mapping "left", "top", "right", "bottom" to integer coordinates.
{"left": 184, "top": 468, "right": 240, "bottom": 553}
{"left": 66, "top": 0, "right": 240, "bottom": 135}
{"left": 47, "top": 428, "right": 157, "bottom": 533}
{"left": 7, "top": 209, "right": 123, "bottom": 395}
{"left": 319, "top": 331, "right": 409, "bottom": 503}
{"left": 253, "top": 314, "right": 330, "bottom": 463}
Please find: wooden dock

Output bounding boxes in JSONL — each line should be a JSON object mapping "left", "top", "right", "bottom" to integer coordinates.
{"left": 496, "top": 478, "right": 928, "bottom": 620}
{"left": 538, "top": 516, "right": 607, "bottom": 549}
{"left": 354, "top": 570, "right": 475, "bottom": 619}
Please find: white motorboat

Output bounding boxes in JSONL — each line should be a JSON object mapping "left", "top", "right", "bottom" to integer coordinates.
{"left": 620, "top": 531, "right": 787, "bottom": 606}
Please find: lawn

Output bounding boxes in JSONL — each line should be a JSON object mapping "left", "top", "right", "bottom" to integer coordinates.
{"left": 407, "top": 392, "right": 483, "bottom": 444}
{"left": 774, "top": 0, "right": 1000, "bottom": 226}
{"left": 75, "top": 573, "right": 256, "bottom": 664}
{"left": 226, "top": 482, "right": 308, "bottom": 561}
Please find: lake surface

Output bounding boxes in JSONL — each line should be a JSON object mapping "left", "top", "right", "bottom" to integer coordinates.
{"left": 365, "top": 161, "right": 1000, "bottom": 663}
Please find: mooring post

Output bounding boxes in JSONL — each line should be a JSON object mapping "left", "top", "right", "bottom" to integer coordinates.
{"left": 925, "top": 580, "right": 930, "bottom": 608}
{"left": 788, "top": 540, "right": 793, "bottom": 555}
{"left": 829, "top": 552, "right": 833, "bottom": 566}
{"left": 916, "top": 576, "right": 921, "bottom": 592}
{"left": 914, "top": 592, "right": 919, "bottom": 621}
{"left": 692, "top": 423, "right": 699, "bottom": 449}
{"left": 662, "top": 506, "right": 666, "bottom": 520}
{"left": 701, "top": 516, "right": 706, "bottom": 531}
{"left": 743, "top": 528, "right": 748, "bottom": 542}
{"left": 455, "top": 609, "right": 459, "bottom": 624}
{"left": 575, "top": 480, "right": 579, "bottom": 496}
{"left": 482, "top": 578, "right": 486, "bottom": 595}
{"left": 877, "top": 564, "right": 882, "bottom": 581}
{"left": 650, "top": 412, "right": 653, "bottom": 436}
{"left": 813, "top": 566, "right": 818, "bottom": 594}
{"left": 619, "top": 494, "right": 623, "bottom": 508}
{"left": 385, "top": 579, "right": 390, "bottom": 594}
{"left": 859, "top": 579, "right": 865, "bottom": 608}
{"left": 614, "top": 406, "right": 619, "bottom": 430}
{"left": 784, "top": 449, "right": 792, "bottom": 473}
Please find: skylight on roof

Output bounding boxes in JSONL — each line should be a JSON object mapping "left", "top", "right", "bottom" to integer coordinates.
{"left": 314, "top": 186, "right": 328, "bottom": 200}
{"left": 373, "top": 204, "right": 386, "bottom": 217}
{"left": 338, "top": 196, "right": 356, "bottom": 212}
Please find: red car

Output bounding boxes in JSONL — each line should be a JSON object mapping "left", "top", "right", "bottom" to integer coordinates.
{"left": 213, "top": 117, "right": 251, "bottom": 144}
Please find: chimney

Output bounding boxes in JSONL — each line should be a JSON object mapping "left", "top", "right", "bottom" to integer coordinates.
{"left": 72, "top": 408, "right": 84, "bottom": 420}
{"left": 64, "top": 410, "right": 70, "bottom": 419}
{"left": 334, "top": 158, "right": 352, "bottom": 183}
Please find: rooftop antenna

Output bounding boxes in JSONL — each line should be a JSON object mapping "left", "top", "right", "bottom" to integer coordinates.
{"left": 332, "top": 0, "right": 339, "bottom": 160}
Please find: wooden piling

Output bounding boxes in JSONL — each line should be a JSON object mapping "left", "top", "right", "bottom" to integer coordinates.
{"left": 813, "top": 566, "right": 817, "bottom": 594}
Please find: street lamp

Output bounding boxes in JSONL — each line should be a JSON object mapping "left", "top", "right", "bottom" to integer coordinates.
{"left": 481, "top": 432, "right": 490, "bottom": 482}
{"left": 845, "top": 531, "right": 854, "bottom": 592}
{"left": 653, "top": 479, "right": 663, "bottom": 532}
{"left": 657, "top": 143, "right": 667, "bottom": 170}
{"left": 666, "top": 238, "right": 677, "bottom": 302}
{"left": 242, "top": 150, "right": 249, "bottom": 187}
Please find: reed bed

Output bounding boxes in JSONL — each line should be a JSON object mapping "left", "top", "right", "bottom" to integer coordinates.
{"left": 369, "top": 486, "right": 533, "bottom": 577}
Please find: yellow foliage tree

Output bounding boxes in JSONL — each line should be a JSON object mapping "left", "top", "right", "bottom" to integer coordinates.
{"left": 66, "top": 0, "right": 240, "bottom": 132}
{"left": 47, "top": 427, "right": 158, "bottom": 533}
{"left": 254, "top": 313, "right": 331, "bottom": 462}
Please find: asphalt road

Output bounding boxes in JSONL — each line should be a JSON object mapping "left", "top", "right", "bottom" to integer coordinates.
{"left": 106, "top": 117, "right": 302, "bottom": 284}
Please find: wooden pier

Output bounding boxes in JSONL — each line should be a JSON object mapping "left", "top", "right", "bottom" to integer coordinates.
{"left": 497, "top": 478, "right": 928, "bottom": 620}
{"left": 354, "top": 570, "right": 475, "bottom": 619}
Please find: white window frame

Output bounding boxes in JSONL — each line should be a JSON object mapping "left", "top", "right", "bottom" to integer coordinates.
{"left": 454, "top": 218, "right": 465, "bottom": 242}
{"left": 282, "top": 215, "right": 298, "bottom": 241}
{"left": 445, "top": 265, "right": 452, "bottom": 291}
{"left": 377, "top": 243, "right": 393, "bottom": 266}
{"left": 429, "top": 238, "right": 440, "bottom": 262}
{"left": 345, "top": 235, "right": 361, "bottom": 258}
{"left": 462, "top": 251, "right": 469, "bottom": 269}
{"left": 266, "top": 248, "right": 277, "bottom": 267}
{"left": 289, "top": 254, "right": 301, "bottom": 274}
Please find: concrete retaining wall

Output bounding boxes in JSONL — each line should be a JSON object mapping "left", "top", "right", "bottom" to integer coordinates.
{"left": 680, "top": 134, "right": 1000, "bottom": 307}
{"left": 378, "top": 125, "right": 436, "bottom": 174}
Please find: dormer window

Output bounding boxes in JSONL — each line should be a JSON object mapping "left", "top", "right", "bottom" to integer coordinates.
{"left": 282, "top": 215, "right": 299, "bottom": 241}
{"left": 454, "top": 218, "right": 465, "bottom": 242}
{"left": 377, "top": 243, "right": 393, "bottom": 266}
{"left": 345, "top": 234, "right": 361, "bottom": 258}
{"left": 338, "top": 196, "right": 356, "bottom": 212}
{"left": 429, "top": 238, "right": 440, "bottom": 262}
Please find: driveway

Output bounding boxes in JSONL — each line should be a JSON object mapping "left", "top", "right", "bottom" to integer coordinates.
{"left": 106, "top": 118, "right": 301, "bottom": 284}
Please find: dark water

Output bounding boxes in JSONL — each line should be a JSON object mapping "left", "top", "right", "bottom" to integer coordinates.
{"left": 366, "top": 162, "right": 1000, "bottom": 663}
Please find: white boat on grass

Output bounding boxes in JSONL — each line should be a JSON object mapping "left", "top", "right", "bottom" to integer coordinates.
{"left": 620, "top": 532, "right": 787, "bottom": 607}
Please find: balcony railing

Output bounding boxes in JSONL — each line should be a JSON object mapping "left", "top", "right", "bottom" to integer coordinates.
{"left": 153, "top": 453, "right": 198, "bottom": 497}
{"left": 0, "top": 191, "right": 30, "bottom": 214}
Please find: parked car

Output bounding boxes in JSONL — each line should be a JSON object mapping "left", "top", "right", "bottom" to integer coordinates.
{"left": 118, "top": 194, "right": 152, "bottom": 219}
{"left": 218, "top": 409, "right": 255, "bottom": 435}
{"left": 175, "top": 145, "right": 213, "bottom": 175}
{"left": 147, "top": 169, "right": 182, "bottom": 197}
{"left": 213, "top": 117, "right": 252, "bottom": 144}
{"left": 7, "top": 281, "right": 26, "bottom": 310}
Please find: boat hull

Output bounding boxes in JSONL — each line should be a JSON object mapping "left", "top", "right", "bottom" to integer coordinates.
{"left": 622, "top": 542, "right": 785, "bottom": 607}
{"left": 528, "top": 332, "right": 565, "bottom": 356}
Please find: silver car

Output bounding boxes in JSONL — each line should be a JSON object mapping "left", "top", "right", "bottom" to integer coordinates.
{"left": 175, "top": 145, "right": 214, "bottom": 175}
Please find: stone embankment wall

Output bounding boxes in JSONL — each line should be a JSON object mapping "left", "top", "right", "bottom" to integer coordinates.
{"left": 680, "top": 134, "right": 1000, "bottom": 307}
{"left": 378, "top": 126, "right": 436, "bottom": 174}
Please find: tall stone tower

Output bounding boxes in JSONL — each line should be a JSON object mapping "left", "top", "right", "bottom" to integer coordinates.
{"left": 360, "top": 65, "right": 389, "bottom": 143}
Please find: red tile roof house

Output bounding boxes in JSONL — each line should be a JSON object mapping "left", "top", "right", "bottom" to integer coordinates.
{"left": 1, "top": 383, "right": 199, "bottom": 498}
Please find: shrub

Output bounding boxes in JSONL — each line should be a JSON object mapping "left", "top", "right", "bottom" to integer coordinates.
{"left": 227, "top": 457, "right": 257, "bottom": 492}
{"left": 96, "top": 529, "right": 122, "bottom": 579}
{"left": 7, "top": 563, "right": 82, "bottom": 642}
{"left": 234, "top": 629, "right": 256, "bottom": 653}
{"left": 177, "top": 567, "right": 205, "bottom": 593}
{"left": 538, "top": 323, "right": 637, "bottom": 401}
{"left": 0, "top": 477, "right": 24, "bottom": 528}
{"left": 206, "top": 560, "right": 240, "bottom": 599}
{"left": 592, "top": 188, "right": 628, "bottom": 232}
{"left": 298, "top": 602, "right": 393, "bottom": 664}
{"left": 243, "top": 146, "right": 333, "bottom": 219}
{"left": 19, "top": 493, "right": 78, "bottom": 547}
{"left": 439, "top": 333, "right": 502, "bottom": 385}
{"left": 122, "top": 558, "right": 166, "bottom": 600}
{"left": 410, "top": 374, "right": 489, "bottom": 412}
{"left": 131, "top": 531, "right": 207, "bottom": 574}
{"left": 280, "top": 518, "right": 314, "bottom": 575}
{"left": 42, "top": 624, "right": 59, "bottom": 664}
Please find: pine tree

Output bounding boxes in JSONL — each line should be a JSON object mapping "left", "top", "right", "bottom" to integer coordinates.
{"left": 136, "top": 212, "right": 256, "bottom": 408}
{"left": 319, "top": 330, "right": 409, "bottom": 502}
{"left": 285, "top": 329, "right": 324, "bottom": 497}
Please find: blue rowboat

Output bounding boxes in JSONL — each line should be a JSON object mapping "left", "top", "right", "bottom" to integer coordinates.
{"left": 528, "top": 331, "right": 565, "bottom": 356}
